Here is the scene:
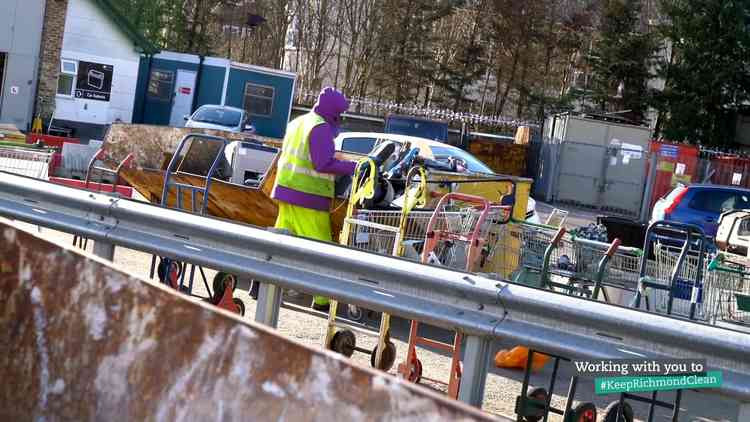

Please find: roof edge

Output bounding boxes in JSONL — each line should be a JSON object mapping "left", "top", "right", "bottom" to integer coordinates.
{"left": 91, "top": 0, "right": 159, "bottom": 54}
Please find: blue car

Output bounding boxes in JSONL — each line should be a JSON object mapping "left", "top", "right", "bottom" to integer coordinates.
{"left": 651, "top": 184, "right": 750, "bottom": 238}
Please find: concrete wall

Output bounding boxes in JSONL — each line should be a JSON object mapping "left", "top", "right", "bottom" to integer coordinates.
{"left": 0, "top": 0, "right": 46, "bottom": 130}
{"left": 55, "top": 0, "right": 141, "bottom": 128}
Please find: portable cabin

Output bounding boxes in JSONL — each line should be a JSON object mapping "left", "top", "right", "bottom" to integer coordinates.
{"left": 134, "top": 51, "right": 296, "bottom": 139}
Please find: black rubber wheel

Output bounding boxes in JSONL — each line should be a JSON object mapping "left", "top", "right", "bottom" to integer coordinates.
{"left": 571, "top": 402, "right": 597, "bottom": 422}
{"left": 249, "top": 280, "right": 260, "bottom": 300}
{"left": 522, "top": 387, "right": 549, "bottom": 422}
{"left": 370, "top": 341, "right": 397, "bottom": 371}
{"left": 329, "top": 330, "right": 356, "bottom": 357}
{"left": 347, "top": 304, "right": 363, "bottom": 322}
{"left": 603, "top": 401, "right": 634, "bottom": 422}
{"left": 157, "top": 258, "right": 181, "bottom": 287}
{"left": 212, "top": 272, "right": 237, "bottom": 302}
{"left": 405, "top": 357, "right": 423, "bottom": 383}
{"left": 233, "top": 298, "right": 246, "bottom": 316}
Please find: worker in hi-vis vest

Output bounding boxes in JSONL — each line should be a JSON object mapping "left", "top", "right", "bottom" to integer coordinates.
{"left": 271, "top": 87, "right": 357, "bottom": 312}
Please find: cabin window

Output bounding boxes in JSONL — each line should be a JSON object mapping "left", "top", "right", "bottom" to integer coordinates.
{"left": 57, "top": 59, "right": 77, "bottom": 96}
{"left": 147, "top": 69, "right": 174, "bottom": 102}
{"left": 243, "top": 83, "right": 274, "bottom": 117}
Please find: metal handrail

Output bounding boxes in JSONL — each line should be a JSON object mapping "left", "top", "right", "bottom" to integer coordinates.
{"left": 0, "top": 170, "right": 749, "bottom": 407}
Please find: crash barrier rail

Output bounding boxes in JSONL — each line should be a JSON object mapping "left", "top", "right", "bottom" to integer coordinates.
{"left": 1, "top": 171, "right": 749, "bottom": 416}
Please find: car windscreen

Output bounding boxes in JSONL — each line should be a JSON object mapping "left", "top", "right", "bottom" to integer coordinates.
{"left": 385, "top": 118, "right": 448, "bottom": 141}
{"left": 192, "top": 107, "right": 242, "bottom": 127}
{"left": 340, "top": 137, "right": 377, "bottom": 154}
{"left": 429, "top": 145, "right": 494, "bottom": 174}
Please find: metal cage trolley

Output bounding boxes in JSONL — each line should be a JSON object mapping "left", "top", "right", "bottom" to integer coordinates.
{"left": 398, "top": 192, "right": 512, "bottom": 399}
{"left": 707, "top": 252, "right": 750, "bottom": 326}
{"left": 147, "top": 134, "right": 245, "bottom": 316}
{"left": 325, "top": 164, "right": 429, "bottom": 371}
{"left": 632, "top": 221, "right": 708, "bottom": 320}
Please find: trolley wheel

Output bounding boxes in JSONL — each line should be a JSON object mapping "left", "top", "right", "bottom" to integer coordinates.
{"left": 329, "top": 330, "right": 356, "bottom": 357}
{"left": 521, "top": 387, "right": 548, "bottom": 422}
{"left": 603, "top": 401, "right": 634, "bottom": 422}
{"left": 157, "top": 258, "right": 181, "bottom": 288}
{"left": 249, "top": 280, "right": 260, "bottom": 300}
{"left": 570, "top": 402, "right": 597, "bottom": 422}
{"left": 233, "top": 298, "right": 246, "bottom": 316}
{"left": 212, "top": 272, "right": 237, "bottom": 302}
{"left": 370, "top": 341, "right": 397, "bottom": 371}
{"left": 347, "top": 304, "right": 363, "bottom": 322}
{"left": 405, "top": 357, "right": 423, "bottom": 383}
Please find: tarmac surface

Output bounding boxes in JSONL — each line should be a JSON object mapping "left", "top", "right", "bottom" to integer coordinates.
{"left": 12, "top": 199, "right": 743, "bottom": 421}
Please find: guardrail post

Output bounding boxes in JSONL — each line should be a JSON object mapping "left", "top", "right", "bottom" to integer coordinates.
{"left": 92, "top": 241, "right": 115, "bottom": 261}
{"left": 254, "top": 282, "right": 282, "bottom": 328}
{"left": 458, "top": 334, "right": 491, "bottom": 407}
{"left": 739, "top": 403, "right": 750, "bottom": 421}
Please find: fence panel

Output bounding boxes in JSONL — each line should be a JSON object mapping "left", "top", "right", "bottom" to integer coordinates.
{"left": 600, "top": 143, "right": 650, "bottom": 217}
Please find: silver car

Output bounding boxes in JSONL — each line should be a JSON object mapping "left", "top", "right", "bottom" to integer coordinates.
{"left": 184, "top": 105, "right": 255, "bottom": 133}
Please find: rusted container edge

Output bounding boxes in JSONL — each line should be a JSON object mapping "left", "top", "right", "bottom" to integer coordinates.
{"left": 0, "top": 218, "right": 501, "bottom": 422}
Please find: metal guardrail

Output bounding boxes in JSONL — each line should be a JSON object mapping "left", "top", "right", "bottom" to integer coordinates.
{"left": 0, "top": 171, "right": 749, "bottom": 412}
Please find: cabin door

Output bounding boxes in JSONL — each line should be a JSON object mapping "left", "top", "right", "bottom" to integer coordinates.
{"left": 169, "top": 69, "right": 196, "bottom": 127}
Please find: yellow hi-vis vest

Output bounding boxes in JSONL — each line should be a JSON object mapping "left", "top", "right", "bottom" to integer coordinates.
{"left": 274, "top": 112, "right": 335, "bottom": 198}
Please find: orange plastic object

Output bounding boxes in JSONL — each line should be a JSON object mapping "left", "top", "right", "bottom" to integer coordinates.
{"left": 216, "top": 283, "right": 240, "bottom": 314}
{"left": 494, "top": 346, "right": 549, "bottom": 372}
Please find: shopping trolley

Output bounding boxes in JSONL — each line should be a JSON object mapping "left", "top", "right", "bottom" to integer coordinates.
{"left": 600, "top": 221, "right": 710, "bottom": 422}
{"left": 398, "top": 192, "right": 512, "bottom": 399}
{"left": 707, "top": 253, "right": 750, "bottom": 326}
{"left": 325, "top": 162, "right": 429, "bottom": 371}
{"left": 597, "top": 244, "right": 643, "bottom": 306}
{"left": 0, "top": 145, "right": 53, "bottom": 179}
{"left": 632, "top": 221, "right": 708, "bottom": 320}
{"left": 501, "top": 220, "right": 560, "bottom": 284}
{"left": 514, "top": 348, "right": 599, "bottom": 422}
{"left": 509, "top": 224, "right": 623, "bottom": 299}
{"left": 148, "top": 134, "right": 245, "bottom": 316}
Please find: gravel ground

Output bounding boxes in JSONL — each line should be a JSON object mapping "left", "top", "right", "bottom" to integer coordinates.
{"left": 13, "top": 215, "right": 741, "bottom": 422}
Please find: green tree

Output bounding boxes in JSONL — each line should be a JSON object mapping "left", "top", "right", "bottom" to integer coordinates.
{"left": 432, "top": 1, "right": 489, "bottom": 111}
{"left": 654, "top": 0, "right": 750, "bottom": 145}
{"left": 586, "top": 0, "right": 658, "bottom": 124}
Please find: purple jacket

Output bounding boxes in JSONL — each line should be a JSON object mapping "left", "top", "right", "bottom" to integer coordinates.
{"left": 272, "top": 87, "right": 357, "bottom": 211}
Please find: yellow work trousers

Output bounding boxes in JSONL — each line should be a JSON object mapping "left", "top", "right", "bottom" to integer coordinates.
{"left": 274, "top": 201, "right": 332, "bottom": 306}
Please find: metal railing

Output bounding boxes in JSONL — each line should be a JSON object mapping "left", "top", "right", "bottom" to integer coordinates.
{"left": 0, "top": 170, "right": 749, "bottom": 413}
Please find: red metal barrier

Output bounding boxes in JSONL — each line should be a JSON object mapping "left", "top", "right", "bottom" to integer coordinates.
{"left": 648, "top": 141, "right": 700, "bottom": 210}
{"left": 26, "top": 133, "right": 80, "bottom": 149}
{"left": 711, "top": 155, "right": 750, "bottom": 188}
